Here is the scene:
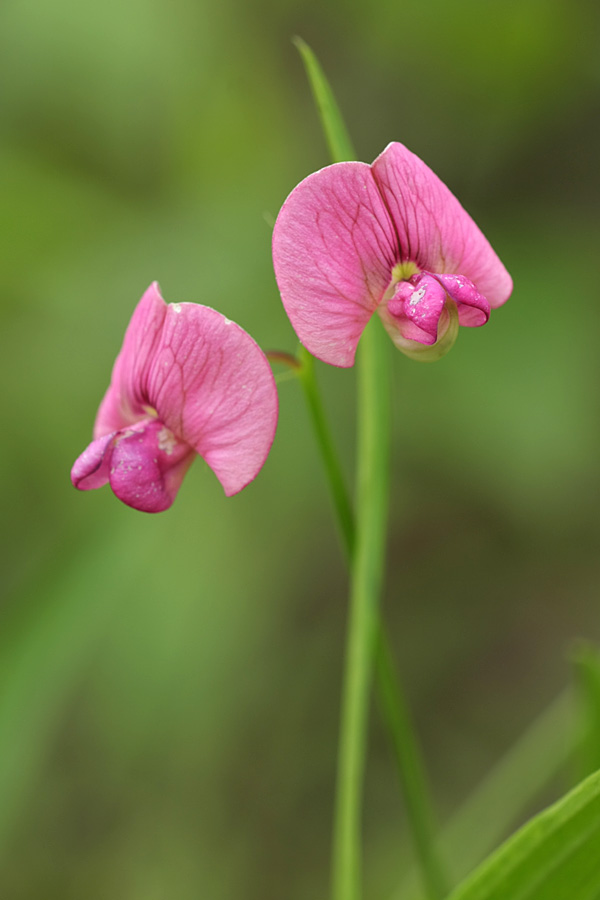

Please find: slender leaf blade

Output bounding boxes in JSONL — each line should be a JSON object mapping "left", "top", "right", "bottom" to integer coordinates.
{"left": 571, "top": 642, "right": 600, "bottom": 779}
{"left": 447, "top": 769, "right": 600, "bottom": 900}
{"left": 293, "top": 37, "right": 356, "bottom": 163}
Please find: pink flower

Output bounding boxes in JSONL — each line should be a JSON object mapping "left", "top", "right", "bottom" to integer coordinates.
{"left": 72, "top": 283, "right": 278, "bottom": 512}
{"left": 272, "top": 142, "right": 512, "bottom": 365}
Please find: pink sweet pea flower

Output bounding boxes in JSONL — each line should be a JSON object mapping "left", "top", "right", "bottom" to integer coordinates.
{"left": 272, "top": 142, "right": 512, "bottom": 365}
{"left": 72, "top": 283, "right": 278, "bottom": 512}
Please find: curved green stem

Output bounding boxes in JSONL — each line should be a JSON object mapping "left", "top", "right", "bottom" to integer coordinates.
{"left": 375, "top": 630, "right": 448, "bottom": 900}
{"left": 297, "top": 348, "right": 354, "bottom": 559}
{"left": 331, "top": 317, "right": 390, "bottom": 900}
{"left": 298, "top": 342, "right": 447, "bottom": 900}
{"left": 293, "top": 35, "right": 447, "bottom": 900}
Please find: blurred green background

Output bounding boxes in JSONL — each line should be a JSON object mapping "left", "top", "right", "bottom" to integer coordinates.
{"left": 1, "top": 0, "right": 599, "bottom": 897}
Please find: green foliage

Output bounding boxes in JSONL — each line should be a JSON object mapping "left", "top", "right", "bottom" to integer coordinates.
{"left": 447, "top": 769, "right": 600, "bottom": 900}
{"left": 293, "top": 37, "right": 356, "bottom": 163}
{"left": 572, "top": 643, "right": 600, "bottom": 780}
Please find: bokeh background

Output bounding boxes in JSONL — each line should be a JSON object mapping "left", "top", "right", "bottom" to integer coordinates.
{"left": 1, "top": 0, "right": 600, "bottom": 897}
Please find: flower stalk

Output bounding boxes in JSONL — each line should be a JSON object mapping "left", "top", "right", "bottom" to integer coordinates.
{"left": 297, "top": 347, "right": 355, "bottom": 559}
{"left": 331, "top": 315, "right": 390, "bottom": 900}
{"left": 298, "top": 342, "right": 446, "bottom": 900}
{"left": 291, "top": 38, "right": 449, "bottom": 900}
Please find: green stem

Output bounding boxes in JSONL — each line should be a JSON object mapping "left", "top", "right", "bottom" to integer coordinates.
{"left": 331, "top": 317, "right": 390, "bottom": 900}
{"left": 293, "top": 35, "right": 447, "bottom": 900}
{"left": 375, "top": 630, "right": 448, "bottom": 900}
{"left": 297, "top": 348, "right": 354, "bottom": 560}
{"left": 298, "top": 342, "right": 447, "bottom": 900}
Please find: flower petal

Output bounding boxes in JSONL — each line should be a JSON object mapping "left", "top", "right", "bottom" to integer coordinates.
{"left": 371, "top": 143, "right": 513, "bottom": 308}
{"left": 384, "top": 274, "right": 447, "bottom": 344}
{"left": 144, "top": 304, "right": 278, "bottom": 496}
{"left": 272, "top": 161, "right": 399, "bottom": 367}
{"left": 108, "top": 420, "right": 195, "bottom": 513}
{"left": 71, "top": 432, "right": 116, "bottom": 490}
{"left": 432, "top": 273, "right": 490, "bottom": 327}
{"left": 94, "top": 282, "right": 167, "bottom": 438}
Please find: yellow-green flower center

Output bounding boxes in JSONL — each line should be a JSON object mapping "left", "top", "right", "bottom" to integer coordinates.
{"left": 391, "top": 261, "right": 420, "bottom": 282}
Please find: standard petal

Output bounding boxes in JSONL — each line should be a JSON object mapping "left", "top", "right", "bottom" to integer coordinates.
{"left": 272, "top": 161, "right": 399, "bottom": 367}
{"left": 144, "top": 304, "right": 278, "bottom": 496}
{"left": 71, "top": 432, "right": 116, "bottom": 490}
{"left": 94, "top": 282, "right": 168, "bottom": 437}
{"left": 108, "top": 420, "right": 195, "bottom": 513}
{"left": 371, "top": 143, "right": 513, "bottom": 308}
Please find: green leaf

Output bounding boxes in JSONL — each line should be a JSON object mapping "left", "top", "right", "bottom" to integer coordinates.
{"left": 293, "top": 37, "right": 356, "bottom": 163}
{"left": 446, "top": 768, "right": 600, "bottom": 900}
{"left": 571, "top": 642, "right": 600, "bottom": 779}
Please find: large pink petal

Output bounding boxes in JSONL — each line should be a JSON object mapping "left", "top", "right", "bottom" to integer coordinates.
{"left": 94, "top": 283, "right": 167, "bottom": 438}
{"left": 144, "top": 304, "right": 278, "bottom": 496}
{"left": 272, "top": 162, "right": 399, "bottom": 367}
{"left": 108, "top": 420, "right": 195, "bottom": 513}
{"left": 371, "top": 143, "right": 513, "bottom": 308}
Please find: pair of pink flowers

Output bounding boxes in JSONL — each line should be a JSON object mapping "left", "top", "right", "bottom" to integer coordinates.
{"left": 72, "top": 142, "right": 512, "bottom": 512}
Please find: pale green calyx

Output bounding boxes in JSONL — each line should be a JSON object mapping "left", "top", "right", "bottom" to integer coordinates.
{"left": 380, "top": 297, "right": 460, "bottom": 363}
